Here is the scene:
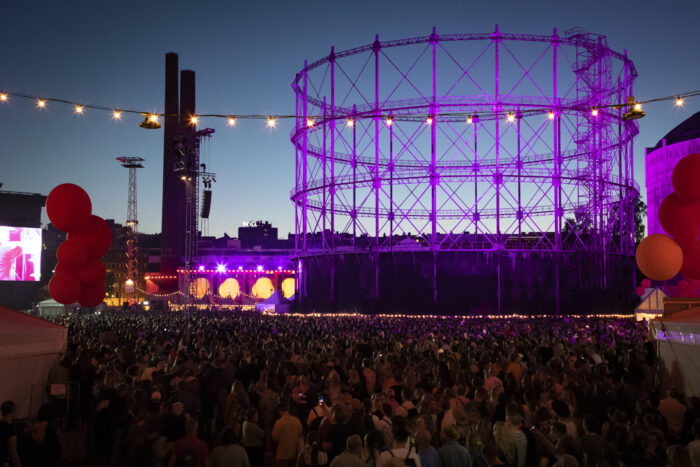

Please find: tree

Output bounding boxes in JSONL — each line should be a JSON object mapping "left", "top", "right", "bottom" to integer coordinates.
{"left": 635, "top": 198, "right": 647, "bottom": 245}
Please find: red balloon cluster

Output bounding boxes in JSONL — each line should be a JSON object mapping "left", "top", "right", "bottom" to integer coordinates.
{"left": 657, "top": 153, "right": 700, "bottom": 280}
{"left": 46, "top": 184, "right": 111, "bottom": 306}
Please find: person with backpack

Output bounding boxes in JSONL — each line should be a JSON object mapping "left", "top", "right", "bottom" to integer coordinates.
{"left": 378, "top": 416, "right": 421, "bottom": 467}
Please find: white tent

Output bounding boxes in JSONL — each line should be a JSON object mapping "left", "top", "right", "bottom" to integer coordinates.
{"left": 0, "top": 307, "right": 67, "bottom": 418}
{"left": 634, "top": 287, "right": 666, "bottom": 321}
{"left": 37, "top": 298, "right": 67, "bottom": 317}
{"left": 650, "top": 309, "right": 700, "bottom": 397}
{"left": 255, "top": 291, "right": 291, "bottom": 314}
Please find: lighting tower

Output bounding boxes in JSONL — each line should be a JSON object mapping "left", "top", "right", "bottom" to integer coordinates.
{"left": 116, "top": 157, "right": 145, "bottom": 302}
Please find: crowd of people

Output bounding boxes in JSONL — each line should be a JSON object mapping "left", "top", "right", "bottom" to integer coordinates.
{"left": 1, "top": 310, "right": 698, "bottom": 467}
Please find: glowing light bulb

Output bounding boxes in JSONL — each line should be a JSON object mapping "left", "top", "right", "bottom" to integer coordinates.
{"left": 37, "top": 99, "right": 46, "bottom": 108}
{"left": 112, "top": 110, "right": 122, "bottom": 120}
{"left": 426, "top": 116, "right": 433, "bottom": 125}
{"left": 190, "top": 116, "right": 199, "bottom": 125}
{"left": 591, "top": 108, "right": 599, "bottom": 117}
{"left": 466, "top": 116, "right": 473, "bottom": 124}
{"left": 148, "top": 114, "right": 159, "bottom": 123}
{"left": 386, "top": 117, "right": 393, "bottom": 126}
{"left": 634, "top": 103, "right": 642, "bottom": 111}
{"left": 227, "top": 116, "right": 236, "bottom": 126}
{"left": 307, "top": 118, "right": 314, "bottom": 127}
{"left": 347, "top": 119, "right": 354, "bottom": 127}
{"left": 548, "top": 111, "right": 555, "bottom": 120}
{"left": 267, "top": 117, "right": 276, "bottom": 127}
{"left": 74, "top": 105, "right": 84, "bottom": 114}
{"left": 0, "top": 93, "right": 7, "bottom": 102}
{"left": 506, "top": 113, "right": 515, "bottom": 123}
{"left": 675, "top": 97, "right": 684, "bottom": 107}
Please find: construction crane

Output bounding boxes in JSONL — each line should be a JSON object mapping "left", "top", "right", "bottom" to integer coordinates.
{"left": 116, "top": 157, "right": 145, "bottom": 303}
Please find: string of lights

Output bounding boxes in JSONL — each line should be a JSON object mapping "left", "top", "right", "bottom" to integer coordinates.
{"left": 0, "top": 88, "right": 698, "bottom": 128}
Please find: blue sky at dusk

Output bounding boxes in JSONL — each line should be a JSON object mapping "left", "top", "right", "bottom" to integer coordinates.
{"left": 1, "top": 0, "right": 698, "bottom": 237}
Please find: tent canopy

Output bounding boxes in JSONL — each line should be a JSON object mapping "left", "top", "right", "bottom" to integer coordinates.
{"left": 259, "top": 291, "right": 290, "bottom": 305}
{"left": 0, "top": 307, "right": 67, "bottom": 360}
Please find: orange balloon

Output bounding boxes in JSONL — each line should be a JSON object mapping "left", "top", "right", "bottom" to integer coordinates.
{"left": 635, "top": 234, "right": 683, "bottom": 281}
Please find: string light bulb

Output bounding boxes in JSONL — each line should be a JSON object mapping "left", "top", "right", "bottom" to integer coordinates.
{"left": 634, "top": 102, "right": 642, "bottom": 111}
{"left": 426, "top": 116, "right": 433, "bottom": 125}
{"left": 266, "top": 117, "right": 276, "bottom": 127}
{"left": 227, "top": 116, "right": 236, "bottom": 126}
{"left": 675, "top": 96, "right": 684, "bottom": 107}
{"left": 386, "top": 117, "right": 393, "bottom": 126}
{"left": 190, "top": 115, "right": 199, "bottom": 125}
{"left": 548, "top": 111, "right": 555, "bottom": 120}
{"left": 347, "top": 118, "right": 354, "bottom": 127}
{"left": 0, "top": 93, "right": 7, "bottom": 102}
{"left": 507, "top": 113, "right": 515, "bottom": 123}
{"left": 74, "top": 105, "right": 84, "bottom": 114}
{"left": 467, "top": 116, "right": 473, "bottom": 124}
{"left": 591, "top": 108, "right": 599, "bottom": 117}
{"left": 307, "top": 118, "right": 314, "bottom": 127}
{"left": 37, "top": 99, "right": 46, "bottom": 108}
{"left": 148, "top": 114, "right": 159, "bottom": 123}
{"left": 112, "top": 110, "right": 122, "bottom": 120}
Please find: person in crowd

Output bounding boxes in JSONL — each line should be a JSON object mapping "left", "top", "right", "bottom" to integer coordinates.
{"left": 493, "top": 422, "right": 516, "bottom": 467}
{"left": 211, "top": 428, "right": 250, "bottom": 467}
{"left": 329, "top": 435, "right": 364, "bottom": 467}
{"left": 0, "top": 401, "right": 21, "bottom": 467}
{"left": 415, "top": 429, "right": 439, "bottom": 467}
{"left": 660, "top": 389, "right": 688, "bottom": 441}
{"left": 170, "top": 419, "right": 209, "bottom": 467}
{"left": 298, "top": 431, "right": 328, "bottom": 467}
{"left": 271, "top": 399, "right": 303, "bottom": 467}
{"left": 242, "top": 409, "right": 265, "bottom": 467}
{"left": 438, "top": 425, "right": 471, "bottom": 467}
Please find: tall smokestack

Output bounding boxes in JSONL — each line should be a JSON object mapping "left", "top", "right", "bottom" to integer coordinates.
{"left": 160, "top": 52, "right": 182, "bottom": 274}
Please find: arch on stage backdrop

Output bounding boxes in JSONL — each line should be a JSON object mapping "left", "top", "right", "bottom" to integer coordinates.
{"left": 193, "top": 277, "right": 210, "bottom": 299}
{"left": 281, "top": 277, "right": 296, "bottom": 299}
{"left": 218, "top": 278, "right": 241, "bottom": 299}
{"left": 252, "top": 277, "right": 275, "bottom": 299}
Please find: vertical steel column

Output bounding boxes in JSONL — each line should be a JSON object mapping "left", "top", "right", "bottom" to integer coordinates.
{"left": 302, "top": 62, "right": 309, "bottom": 254}
{"left": 322, "top": 97, "right": 327, "bottom": 251}
{"left": 329, "top": 47, "right": 336, "bottom": 305}
{"left": 389, "top": 120, "right": 393, "bottom": 251}
{"left": 553, "top": 29, "right": 561, "bottom": 316}
{"left": 373, "top": 36, "right": 381, "bottom": 299}
{"left": 330, "top": 48, "right": 336, "bottom": 252}
{"left": 294, "top": 88, "right": 300, "bottom": 254}
{"left": 516, "top": 112, "right": 521, "bottom": 243}
{"left": 553, "top": 29, "right": 561, "bottom": 252}
{"left": 430, "top": 27, "right": 438, "bottom": 305}
{"left": 352, "top": 104, "right": 357, "bottom": 250}
{"left": 494, "top": 25, "right": 501, "bottom": 238}
{"left": 474, "top": 117, "right": 479, "bottom": 235}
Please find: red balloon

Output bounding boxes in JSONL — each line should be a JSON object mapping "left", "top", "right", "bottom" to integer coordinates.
{"left": 79, "top": 283, "right": 106, "bottom": 308}
{"left": 77, "top": 260, "right": 106, "bottom": 286}
{"left": 635, "top": 286, "right": 645, "bottom": 297}
{"left": 49, "top": 272, "right": 82, "bottom": 304}
{"left": 68, "top": 215, "right": 113, "bottom": 259}
{"left": 658, "top": 193, "right": 700, "bottom": 235}
{"left": 673, "top": 154, "right": 700, "bottom": 203}
{"left": 672, "top": 221, "right": 700, "bottom": 248}
{"left": 46, "top": 184, "right": 92, "bottom": 233}
{"left": 641, "top": 279, "right": 652, "bottom": 288}
{"left": 54, "top": 262, "right": 74, "bottom": 275}
{"left": 681, "top": 242, "right": 700, "bottom": 280}
{"left": 56, "top": 240, "right": 88, "bottom": 270}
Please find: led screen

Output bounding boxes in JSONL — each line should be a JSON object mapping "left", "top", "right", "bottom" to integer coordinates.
{"left": 0, "top": 226, "right": 41, "bottom": 281}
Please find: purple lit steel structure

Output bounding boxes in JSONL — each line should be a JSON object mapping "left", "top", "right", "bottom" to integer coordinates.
{"left": 291, "top": 26, "right": 640, "bottom": 313}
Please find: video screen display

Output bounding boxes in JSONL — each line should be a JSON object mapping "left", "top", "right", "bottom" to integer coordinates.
{"left": 0, "top": 226, "right": 42, "bottom": 281}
